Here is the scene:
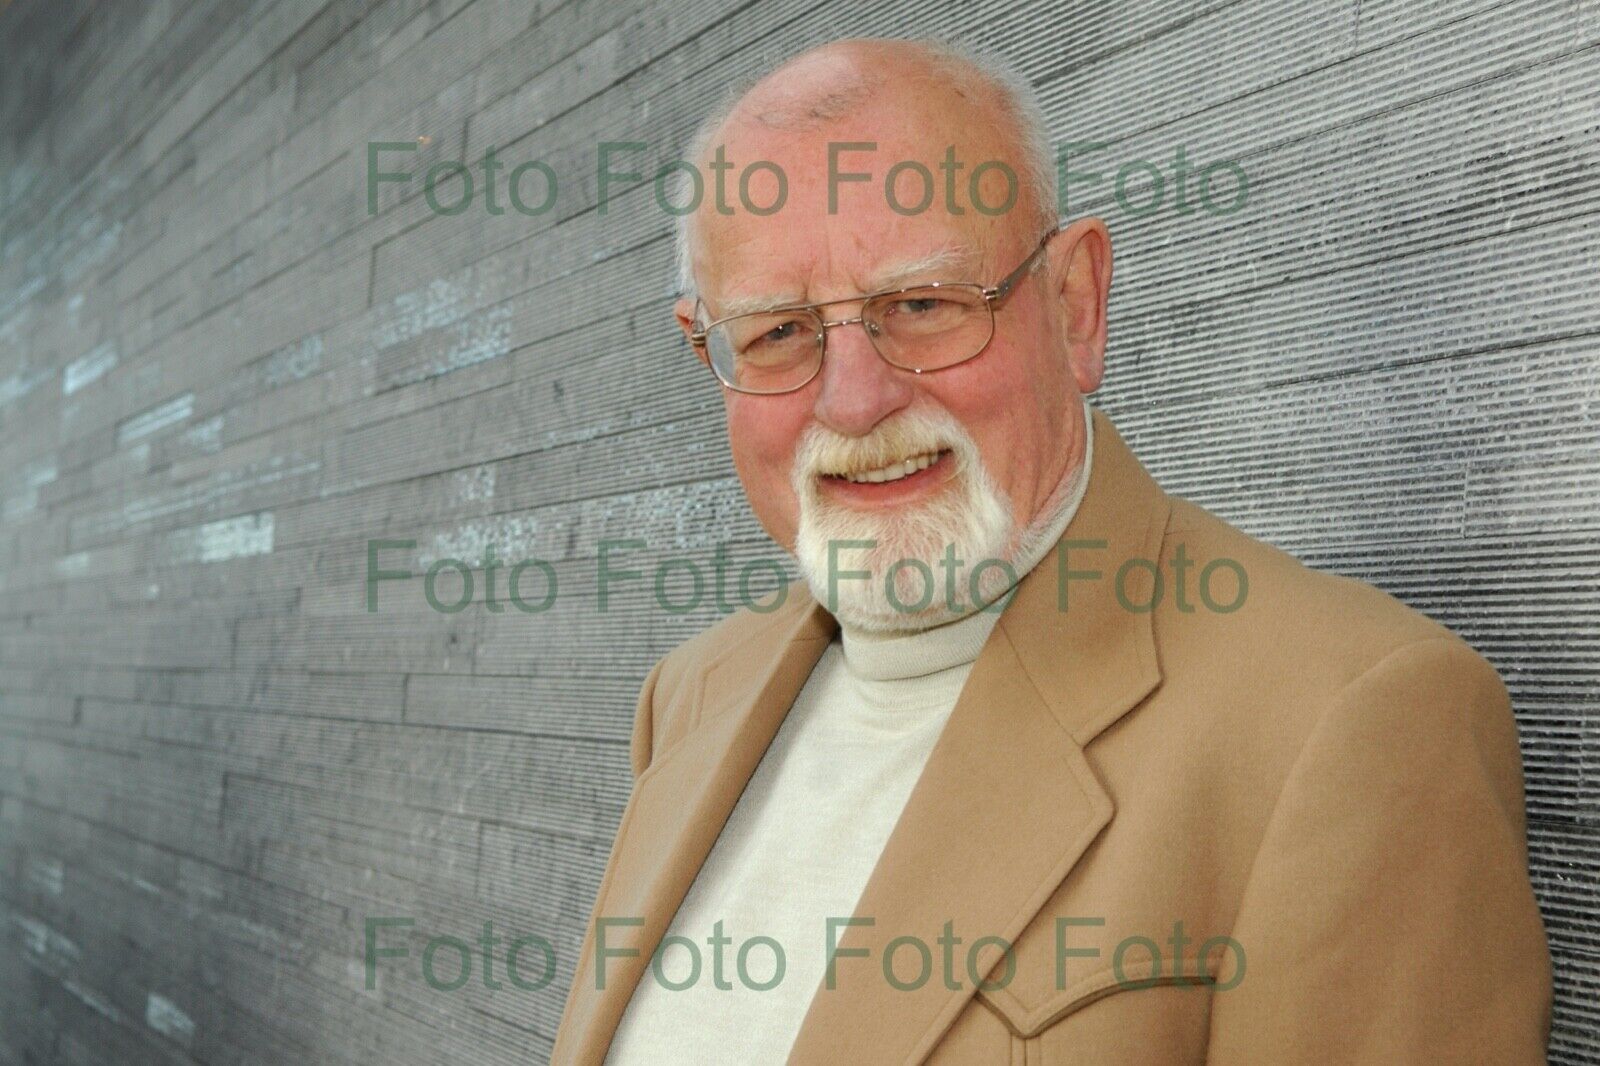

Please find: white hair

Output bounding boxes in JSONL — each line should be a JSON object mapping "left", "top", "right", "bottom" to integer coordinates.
{"left": 672, "top": 37, "right": 1059, "bottom": 300}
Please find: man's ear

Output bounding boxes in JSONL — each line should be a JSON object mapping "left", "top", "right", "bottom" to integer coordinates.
{"left": 1047, "top": 216, "right": 1113, "bottom": 394}
{"left": 674, "top": 296, "right": 698, "bottom": 339}
{"left": 674, "top": 296, "right": 707, "bottom": 364}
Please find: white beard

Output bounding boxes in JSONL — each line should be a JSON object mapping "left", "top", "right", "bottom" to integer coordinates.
{"left": 789, "top": 405, "right": 1019, "bottom": 632}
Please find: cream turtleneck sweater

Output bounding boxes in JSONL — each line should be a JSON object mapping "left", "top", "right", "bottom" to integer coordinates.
{"left": 607, "top": 404, "right": 1095, "bottom": 1065}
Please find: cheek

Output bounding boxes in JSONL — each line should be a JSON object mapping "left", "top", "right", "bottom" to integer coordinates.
{"left": 725, "top": 396, "right": 811, "bottom": 525}
{"left": 921, "top": 342, "right": 1068, "bottom": 494}
{"left": 727, "top": 399, "right": 799, "bottom": 469}
{"left": 925, "top": 341, "right": 1045, "bottom": 429}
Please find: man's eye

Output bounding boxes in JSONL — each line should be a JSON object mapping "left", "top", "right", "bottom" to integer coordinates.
{"left": 892, "top": 297, "right": 944, "bottom": 315}
{"left": 741, "top": 318, "right": 810, "bottom": 351}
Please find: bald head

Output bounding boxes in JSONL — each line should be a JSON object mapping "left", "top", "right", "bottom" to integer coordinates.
{"left": 673, "top": 38, "right": 1057, "bottom": 296}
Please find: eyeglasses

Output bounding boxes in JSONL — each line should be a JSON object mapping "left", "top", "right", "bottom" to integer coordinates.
{"left": 688, "top": 227, "right": 1058, "bottom": 395}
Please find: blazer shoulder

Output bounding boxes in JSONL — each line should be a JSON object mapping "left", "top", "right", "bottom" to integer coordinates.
{"left": 1153, "top": 495, "right": 1522, "bottom": 830}
{"left": 1159, "top": 495, "right": 1499, "bottom": 693}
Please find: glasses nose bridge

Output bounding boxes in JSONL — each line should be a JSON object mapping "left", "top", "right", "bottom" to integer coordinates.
{"left": 816, "top": 297, "right": 883, "bottom": 344}
{"left": 814, "top": 285, "right": 880, "bottom": 326}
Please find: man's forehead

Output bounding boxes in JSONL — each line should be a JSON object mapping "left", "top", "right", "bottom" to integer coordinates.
{"left": 688, "top": 118, "right": 1034, "bottom": 313}
{"left": 686, "top": 154, "right": 1041, "bottom": 310}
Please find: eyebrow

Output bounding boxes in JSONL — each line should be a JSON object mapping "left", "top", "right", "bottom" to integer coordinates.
{"left": 712, "top": 290, "right": 809, "bottom": 319}
{"left": 866, "top": 245, "right": 980, "bottom": 290}
{"left": 708, "top": 244, "right": 983, "bottom": 319}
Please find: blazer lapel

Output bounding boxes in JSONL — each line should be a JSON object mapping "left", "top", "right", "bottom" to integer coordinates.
{"left": 786, "top": 409, "right": 1171, "bottom": 1063}
{"left": 556, "top": 593, "right": 838, "bottom": 1064}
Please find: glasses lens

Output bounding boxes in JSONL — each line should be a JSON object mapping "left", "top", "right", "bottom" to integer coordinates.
{"left": 705, "top": 309, "right": 823, "bottom": 393}
{"left": 863, "top": 286, "right": 993, "bottom": 370}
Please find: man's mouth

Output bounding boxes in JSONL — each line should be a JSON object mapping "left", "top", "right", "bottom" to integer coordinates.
{"left": 820, "top": 449, "right": 951, "bottom": 485}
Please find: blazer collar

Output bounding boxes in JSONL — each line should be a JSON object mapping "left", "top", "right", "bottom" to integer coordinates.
{"left": 556, "top": 409, "right": 1171, "bottom": 1064}
{"left": 999, "top": 406, "right": 1169, "bottom": 747}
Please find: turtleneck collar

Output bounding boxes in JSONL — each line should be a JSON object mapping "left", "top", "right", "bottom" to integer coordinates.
{"left": 839, "top": 398, "right": 1096, "bottom": 682}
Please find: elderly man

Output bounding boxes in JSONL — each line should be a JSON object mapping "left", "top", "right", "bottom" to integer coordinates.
{"left": 552, "top": 37, "right": 1551, "bottom": 1064}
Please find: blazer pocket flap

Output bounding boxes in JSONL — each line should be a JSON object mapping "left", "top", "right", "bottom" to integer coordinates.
{"left": 976, "top": 951, "right": 1224, "bottom": 1038}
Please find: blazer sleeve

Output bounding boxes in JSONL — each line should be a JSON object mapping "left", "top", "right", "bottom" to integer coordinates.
{"left": 628, "top": 655, "right": 668, "bottom": 780}
{"left": 1205, "top": 635, "right": 1552, "bottom": 1064}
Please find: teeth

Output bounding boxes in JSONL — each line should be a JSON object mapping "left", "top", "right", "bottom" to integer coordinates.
{"left": 837, "top": 451, "right": 942, "bottom": 484}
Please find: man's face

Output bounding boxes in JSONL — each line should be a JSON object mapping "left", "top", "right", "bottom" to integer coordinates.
{"left": 676, "top": 90, "right": 1108, "bottom": 628}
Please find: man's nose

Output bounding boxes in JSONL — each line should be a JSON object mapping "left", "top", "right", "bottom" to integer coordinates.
{"left": 811, "top": 317, "right": 915, "bottom": 437}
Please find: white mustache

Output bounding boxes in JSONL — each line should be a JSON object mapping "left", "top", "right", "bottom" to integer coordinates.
{"left": 791, "top": 407, "right": 973, "bottom": 490}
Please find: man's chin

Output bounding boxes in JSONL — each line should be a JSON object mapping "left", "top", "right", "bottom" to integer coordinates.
{"left": 792, "top": 526, "right": 1012, "bottom": 631}
{"left": 789, "top": 455, "right": 1017, "bottom": 630}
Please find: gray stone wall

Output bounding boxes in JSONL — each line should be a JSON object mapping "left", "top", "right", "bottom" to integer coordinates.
{"left": 0, "top": 0, "right": 1594, "bottom": 1062}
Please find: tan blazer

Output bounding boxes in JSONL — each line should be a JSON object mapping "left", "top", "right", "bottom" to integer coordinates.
{"left": 553, "top": 409, "right": 1552, "bottom": 1064}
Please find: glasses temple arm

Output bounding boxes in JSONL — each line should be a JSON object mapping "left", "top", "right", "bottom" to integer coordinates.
{"left": 986, "top": 226, "right": 1059, "bottom": 303}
